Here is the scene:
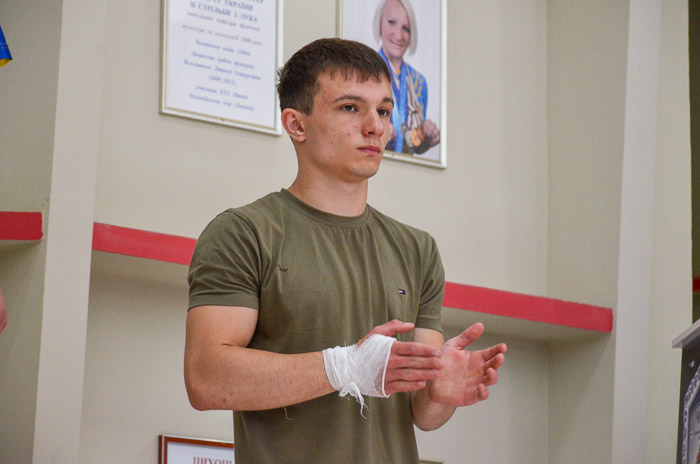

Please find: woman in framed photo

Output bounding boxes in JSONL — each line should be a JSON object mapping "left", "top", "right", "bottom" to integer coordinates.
{"left": 374, "top": 0, "right": 440, "bottom": 155}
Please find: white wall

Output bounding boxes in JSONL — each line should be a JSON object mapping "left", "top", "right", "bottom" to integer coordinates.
{"left": 0, "top": 1, "right": 62, "bottom": 463}
{"left": 546, "top": 1, "right": 629, "bottom": 459}
{"left": 80, "top": 272, "right": 233, "bottom": 462}
{"left": 1, "top": 0, "right": 692, "bottom": 462}
{"left": 0, "top": 1, "right": 60, "bottom": 213}
{"left": 546, "top": 0, "right": 629, "bottom": 309}
{"left": 647, "top": 0, "right": 692, "bottom": 460}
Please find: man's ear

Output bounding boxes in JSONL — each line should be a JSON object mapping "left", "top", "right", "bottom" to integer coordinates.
{"left": 281, "top": 108, "right": 307, "bottom": 143}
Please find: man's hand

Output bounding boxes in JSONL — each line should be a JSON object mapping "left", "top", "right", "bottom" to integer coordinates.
{"left": 359, "top": 320, "right": 444, "bottom": 395}
{"left": 428, "top": 323, "right": 506, "bottom": 407}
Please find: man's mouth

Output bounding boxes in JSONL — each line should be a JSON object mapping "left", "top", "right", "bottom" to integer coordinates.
{"left": 360, "top": 145, "right": 383, "bottom": 155}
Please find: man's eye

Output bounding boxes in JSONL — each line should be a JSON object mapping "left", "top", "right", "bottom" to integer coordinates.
{"left": 378, "top": 109, "right": 390, "bottom": 117}
{"left": 341, "top": 105, "right": 356, "bottom": 112}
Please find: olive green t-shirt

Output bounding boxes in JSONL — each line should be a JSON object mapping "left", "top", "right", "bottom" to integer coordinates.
{"left": 188, "top": 189, "right": 445, "bottom": 464}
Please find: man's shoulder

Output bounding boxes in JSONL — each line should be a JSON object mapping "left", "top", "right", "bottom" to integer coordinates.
{"left": 369, "top": 206, "right": 436, "bottom": 247}
{"left": 198, "top": 191, "right": 287, "bottom": 239}
{"left": 217, "top": 191, "right": 287, "bottom": 222}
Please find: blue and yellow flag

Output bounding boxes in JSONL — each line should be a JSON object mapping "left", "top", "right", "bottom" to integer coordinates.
{"left": 0, "top": 23, "right": 12, "bottom": 67}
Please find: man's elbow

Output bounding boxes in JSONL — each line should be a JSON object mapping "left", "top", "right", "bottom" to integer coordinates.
{"left": 185, "top": 372, "right": 244, "bottom": 411}
{"left": 185, "top": 377, "right": 213, "bottom": 411}
{"left": 413, "top": 418, "right": 442, "bottom": 432}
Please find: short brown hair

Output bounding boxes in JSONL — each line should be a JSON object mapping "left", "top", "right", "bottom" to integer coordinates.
{"left": 277, "top": 38, "right": 391, "bottom": 114}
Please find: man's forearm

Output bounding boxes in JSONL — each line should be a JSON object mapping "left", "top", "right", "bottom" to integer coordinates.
{"left": 185, "top": 345, "right": 335, "bottom": 411}
{"left": 410, "top": 386, "right": 456, "bottom": 431}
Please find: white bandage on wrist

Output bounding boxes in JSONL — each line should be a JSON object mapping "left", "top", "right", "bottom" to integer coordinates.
{"left": 322, "top": 334, "right": 396, "bottom": 412}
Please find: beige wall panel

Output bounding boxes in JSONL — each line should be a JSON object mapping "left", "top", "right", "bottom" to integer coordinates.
{"left": 546, "top": 0, "right": 629, "bottom": 461}
{"left": 647, "top": 0, "right": 691, "bottom": 460}
{"left": 546, "top": 0, "right": 629, "bottom": 308}
{"left": 80, "top": 273, "right": 232, "bottom": 463}
{"left": 0, "top": 1, "right": 63, "bottom": 462}
{"left": 0, "top": 1, "right": 61, "bottom": 212}
{"left": 0, "top": 246, "right": 46, "bottom": 464}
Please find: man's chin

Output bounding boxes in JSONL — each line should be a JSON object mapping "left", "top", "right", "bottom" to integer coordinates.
{"left": 350, "top": 158, "right": 382, "bottom": 180}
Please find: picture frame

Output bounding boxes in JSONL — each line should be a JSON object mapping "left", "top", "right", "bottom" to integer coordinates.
{"left": 160, "top": 0, "right": 283, "bottom": 135}
{"left": 159, "top": 435, "right": 234, "bottom": 464}
{"left": 337, "top": 0, "right": 447, "bottom": 169}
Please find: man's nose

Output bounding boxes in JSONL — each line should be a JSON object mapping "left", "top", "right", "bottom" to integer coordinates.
{"left": 363, "top": 111, "right": 385, "bottom": 137}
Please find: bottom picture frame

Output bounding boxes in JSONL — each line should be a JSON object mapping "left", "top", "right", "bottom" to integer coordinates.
{"left": 159, "top": 435, "right": 234, "bottom": 464}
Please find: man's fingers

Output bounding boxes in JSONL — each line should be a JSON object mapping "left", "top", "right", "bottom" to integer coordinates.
{"left": 388, "top": 350, "right": 442, "bottom": 371}
{"left": 385, "top": 380, "right": 428, "bottom": 395}
{"left": 387, "top": 341, "right": 443, "bottom": 373}
{"left": 391, "top": 340, "right": 441, "bottom": 359}
{"left": 487, "top": 351, "right": 506, "bottom": 369}
{"left": 480, "top": 345, "right": 507, "bottom": 366}
{"left": 485, "top": 343, "right": 508, "bottom": 358}
{"left": 445, "top": 323, "right": 485, "bottom": 350}
{"left": 383, "top": 341, "right": 443, "bottom": 391}
{"left": 481, "top": 367, "right": 499, "bottom": 387}
{"left": 359, "top": 319, "right": 415, "bottom": 345}
{"left": 384, "top": 360, "right": 441, "bottom": 393}
{"left": 385, "top": 365, "right": 440, "bottom": 384}
{"left": 477, "top": 384, "right": 489, "bottom": 401}
{"left": 370, "top": 319, "right": 415, "bottom": 337}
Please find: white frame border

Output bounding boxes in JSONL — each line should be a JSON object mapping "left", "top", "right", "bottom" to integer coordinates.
{"left": 160, "top": 0, "right": 284, "bottom": 135}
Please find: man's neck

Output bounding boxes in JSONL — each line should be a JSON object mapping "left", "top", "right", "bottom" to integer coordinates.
{"left": 287, "top": 176, "right": 369, "bottom": 217}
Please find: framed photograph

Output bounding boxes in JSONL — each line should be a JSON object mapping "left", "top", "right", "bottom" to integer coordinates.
{"left": 159, "top": 435, "right": 234, "bottom": 464}
{"left": 337, "top": 0, "right": 447, "bottom": 169}
{"left": 160, "top": 0, "right": 283, "bottom": 135}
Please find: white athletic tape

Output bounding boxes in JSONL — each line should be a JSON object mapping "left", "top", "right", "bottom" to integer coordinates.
{"left": 322, "top": 334, "right": 396, "bottom": 413}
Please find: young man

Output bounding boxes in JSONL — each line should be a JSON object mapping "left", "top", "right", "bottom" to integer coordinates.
{"left": 185, "top": 38, "right": 506, "bottom": 463}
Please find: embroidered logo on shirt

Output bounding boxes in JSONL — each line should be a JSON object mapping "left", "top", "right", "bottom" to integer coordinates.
{"left": 398, "top": 289, "right": 406, "bottom": 295}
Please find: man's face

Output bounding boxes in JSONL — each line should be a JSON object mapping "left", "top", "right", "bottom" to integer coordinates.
{"left": 300, "top": 72, "right": 393, "bottom": 183}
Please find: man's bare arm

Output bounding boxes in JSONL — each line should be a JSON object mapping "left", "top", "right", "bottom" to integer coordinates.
{"left": 184, "top": 306, "right": 443, "bottom": 411}
{"left": 410, "top": 328, "right": 455, "bottom": 430}
{"left": 185, "top": 305, "right": 334, "bottom": 411}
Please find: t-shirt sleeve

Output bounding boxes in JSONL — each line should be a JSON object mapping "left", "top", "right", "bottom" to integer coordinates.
{"left": 415, "top": 235, "right": 445, "bottom": 332}
{"left": 187, "top": 210, "right": 261, "bottom": 311}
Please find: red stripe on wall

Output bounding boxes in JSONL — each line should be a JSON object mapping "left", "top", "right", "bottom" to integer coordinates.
{"left": 86, "top": 221, "right": 612, "bottom": 332}
{"left": 0, "top": 212, "right": 43, "bottom": 240}
{"left": 0, "top": 213, "right": 614, "bottom": 333}
{"left": 92, "top": 223, "right": 196, "bottom": 265}
{"left": 443, "top": 281, "right": 613, "bottom": 332}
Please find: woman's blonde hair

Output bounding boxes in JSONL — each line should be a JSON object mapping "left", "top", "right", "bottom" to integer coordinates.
{"left": 373, "top": 0, "right": 418, "bottom": 57}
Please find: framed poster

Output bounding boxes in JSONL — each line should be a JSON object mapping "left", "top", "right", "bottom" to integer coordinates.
{"left": 159, "top": 435, "right": 234, "bottom": 464}
{"left": 678, "top": 340, "right": 700, "bottom": 464}
{"left": 337, "top": 0, "right": 447, "bottom": 168}
{"left": 161, "top": 0, "right": 283, "bottom": 135}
